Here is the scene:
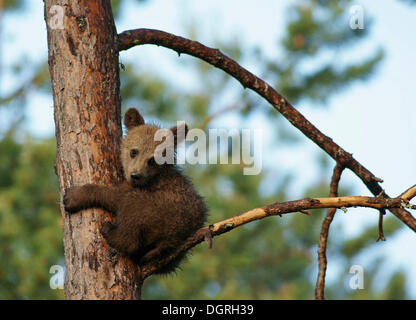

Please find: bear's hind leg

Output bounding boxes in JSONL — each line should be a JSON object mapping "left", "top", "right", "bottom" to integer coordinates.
{"left": 139, "top": 242, "right": 186, "bottom": 274}
{"left": 100, "top": 222, "right": 140, "bottom": 256}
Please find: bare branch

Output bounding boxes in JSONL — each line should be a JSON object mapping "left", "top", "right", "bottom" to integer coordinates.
{"left": 142, "top": 185, "right": 415, "bottom": 278}
{"left": 117, "top": 28, "right": 416, "bottom": 232}
{"left": 315, "top": 163, "right": 344, "bottom": 300}
{"left": 400, "top": 184, "right": 416, "bottom": 201}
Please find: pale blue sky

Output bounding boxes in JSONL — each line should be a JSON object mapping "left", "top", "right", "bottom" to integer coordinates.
{"left": 2, "top": 0, "right": 415, "bottom": 297}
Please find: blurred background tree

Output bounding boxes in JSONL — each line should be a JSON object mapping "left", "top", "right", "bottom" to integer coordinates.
{"left": 0, "top": 0, "right": 413, "bottom": 299}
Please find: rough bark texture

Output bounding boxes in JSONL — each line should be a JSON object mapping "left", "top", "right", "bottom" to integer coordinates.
{"left": 44, "top": 0, "right": 140, "bottom": 299}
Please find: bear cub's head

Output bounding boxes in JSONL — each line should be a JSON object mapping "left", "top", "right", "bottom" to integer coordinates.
{"left": 121, "top": 108, "right": 188, "bottom": 188}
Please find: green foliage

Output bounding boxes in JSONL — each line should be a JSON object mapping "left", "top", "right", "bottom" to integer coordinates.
{"left": 0, "top": 63, "right": 50, "bottom": 107}
{"left": 261, "top": 0, "right": 383, "bottom": 106}
{"left": 2, "top": 0, "right": 24, "bottom": 12}
{"left": 0, "top": 133, "right": 64, "bottom": 299}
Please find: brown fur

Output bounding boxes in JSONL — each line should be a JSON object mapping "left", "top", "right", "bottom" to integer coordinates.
{"left": 63, "top": 108, "right": 207, "bottom": 274}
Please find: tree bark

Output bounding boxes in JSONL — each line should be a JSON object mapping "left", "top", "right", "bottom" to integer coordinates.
{"left": 44, "top": 0, "right": 140, "bottom": 299}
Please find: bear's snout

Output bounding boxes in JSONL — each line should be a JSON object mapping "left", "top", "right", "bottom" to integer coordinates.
{"left": 130, "top": 172, "right": 150, "bottom": 187}
{"left": 130, "top": 172, "right": 143, "bottom": 180}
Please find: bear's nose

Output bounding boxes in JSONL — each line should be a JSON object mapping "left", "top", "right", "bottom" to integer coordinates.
{"left": 130, "top": 172, "right": 143, "bottom": 180}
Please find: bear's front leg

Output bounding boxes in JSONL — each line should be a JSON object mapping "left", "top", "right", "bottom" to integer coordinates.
{"left": 63, "top": 184, "right": 120, "bottom": 214}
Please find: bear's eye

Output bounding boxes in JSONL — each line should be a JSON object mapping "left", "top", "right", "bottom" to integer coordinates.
{"left": 130, "top": 149, "right": 139, "bottom": 158}
{"left": 148, "top": 157, "right": 156, "bottom": 166}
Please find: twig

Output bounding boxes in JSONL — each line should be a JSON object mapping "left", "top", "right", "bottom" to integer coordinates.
{"left": 299, "top": 209, "right": 312, "bottom": 215}
{"left": 315, "top": 163, "right": 344, "bottom": 300}
{"left": 117, "top": 28, "right": 416, "bottom": 232}
{"left": 377, "top": 209, "right": 386, "bottom": 242}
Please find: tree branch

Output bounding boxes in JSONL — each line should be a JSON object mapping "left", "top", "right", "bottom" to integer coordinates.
{"left": 117, "top": 28, "right": 416, "bottom": 232}
{"left": 315, "top": 163, "right": 344, "bottom": 300}
{"left": 400, "top": 184, "right": 416, "bottom": 201}
{"left": 141, "top": 186, "right": 415, "bottom": 278}
{"left": 377, "top": 209, "right": 386, "bottom": 242}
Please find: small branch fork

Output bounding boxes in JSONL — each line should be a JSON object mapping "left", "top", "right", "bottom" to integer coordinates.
{"left": 117, "top": 28, "right": 416, "bottom": 292}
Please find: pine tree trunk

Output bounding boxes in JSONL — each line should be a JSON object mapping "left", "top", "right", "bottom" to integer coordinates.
{"left": 44, "top": 0, "right": 141, "bottom": 299}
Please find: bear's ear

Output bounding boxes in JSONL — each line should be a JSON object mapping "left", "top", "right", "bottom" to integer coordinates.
{"left": 124, "top": 108, "right": 144, "bottom": 130}
{"left": 170, "top": 122, "right": 188, "bottom": 146}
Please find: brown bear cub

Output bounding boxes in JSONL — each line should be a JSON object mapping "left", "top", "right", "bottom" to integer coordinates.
{"left": 63, "top": 108, "right": 207, "bottom": 274}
